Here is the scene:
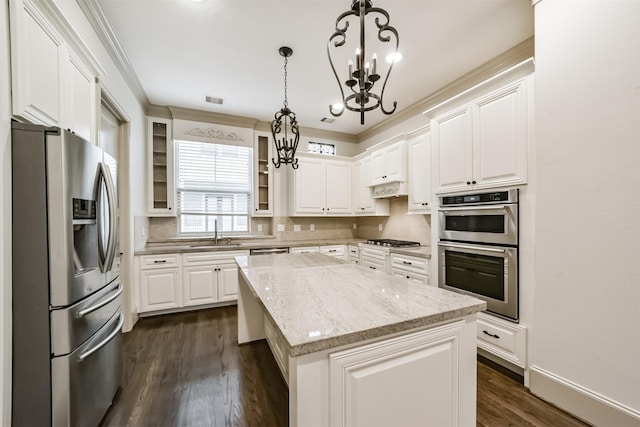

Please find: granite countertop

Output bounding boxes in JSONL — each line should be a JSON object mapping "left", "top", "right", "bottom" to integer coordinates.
{"left": 135, "top": 238, "right": 431, "bottom": 259}
{"left": 236, "top": 253, "right": 485, "bottom": 356}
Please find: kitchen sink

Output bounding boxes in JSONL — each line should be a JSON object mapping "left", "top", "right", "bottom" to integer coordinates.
{"left": 188, "top": 244, "right": 242, "bottom": 249}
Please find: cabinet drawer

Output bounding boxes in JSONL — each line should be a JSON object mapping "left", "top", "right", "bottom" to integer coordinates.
{"left": 182, "top": 250, "right": 249, "bottom": 266}
{"left": 320, "top": 245, "right": 345, "bottom": 257}
{"left": 391, "top": 253, "right": 429, "bottom": 275}
{"left": 362, "top": 256, "right": 387, "bottom": 272}
{"left": 391, "top": 269, "right": 429, "bottom": 284}
{"left": 361, "top": 246, "right": 389, "bottom": 261}
{"left": 290, "top": 246, "right": 320, "bottom": 254}
{"left": 477, "top": 313, "right": 527, "bottom": 368}
{"left": 264, "top": 314, "right": 289, "bottom": 383}
{"left": 139, "top": 254, "right": 181, "bottom": 270}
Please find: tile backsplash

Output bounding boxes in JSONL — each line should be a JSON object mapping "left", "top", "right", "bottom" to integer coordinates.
{"left": 147, "top": 197, "right": 430, "bottom": 245}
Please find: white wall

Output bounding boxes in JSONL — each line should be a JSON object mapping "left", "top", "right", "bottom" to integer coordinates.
{"left": 0, "top": 2, "right": 12, "bottom": 425}
{"left": 531, "top": 0, "right": 640, "bottom": 423}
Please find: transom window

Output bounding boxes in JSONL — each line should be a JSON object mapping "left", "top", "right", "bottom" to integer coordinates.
{"left": 308, "top": 141, "right": 336, "bottom": 156}
{"left": 175, "top": 139, "right": 252, "bottom": 234}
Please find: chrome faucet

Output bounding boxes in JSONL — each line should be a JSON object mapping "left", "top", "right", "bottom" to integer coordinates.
{"left": 214, "top": 218, "right": 218, "bottom": 245}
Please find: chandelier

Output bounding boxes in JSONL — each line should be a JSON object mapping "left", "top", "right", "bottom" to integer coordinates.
{"left": 271, "top": 46, "right": 300, "bottom": 169}
{"left": 327, "top": 0, "right": 399, "bottom": 125}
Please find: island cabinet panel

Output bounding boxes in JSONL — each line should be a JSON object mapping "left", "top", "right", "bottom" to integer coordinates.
{"left": 329, "top": 322, "right": 464, "bottom": 427}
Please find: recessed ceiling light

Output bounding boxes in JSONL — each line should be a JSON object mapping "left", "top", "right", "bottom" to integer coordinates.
{"left": 386, "top": 52, "right": 403, "bottom": 64}
{"left": 331, "top": 103, "right": 344, "bottom": 112}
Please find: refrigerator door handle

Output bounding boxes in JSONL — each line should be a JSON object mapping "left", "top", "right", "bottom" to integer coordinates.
{"left": 78, "top": 313, "right": 123, "bottom": 363}
{"left": 75, "top": 283, "right": 123, "bottom": 319}
{"left": 99, "top": 162, "right": 118, "bottom": 273}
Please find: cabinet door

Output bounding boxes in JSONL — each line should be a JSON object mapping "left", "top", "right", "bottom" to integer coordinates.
{"left": 293, "top": 157, "right": 326, "bottom": 214}
{"left": 218, "top": 262, "right": 240, "bottom": 302}
{"left": 183, "top": 265, "right": 218, "bottom": 307}
{"left": 65, "top": 52, "right": 96, "bottom": 143}
{"left": 325, "top": 160, "right": 352, "bottom": 214}
{"left": 370, "top": 149, "right": 387, "bottom": 185}
{"left": 407, "top": 132, "right": 431, "bottom": 213}
{"left": 472, "top": 80, "right": 528, "bottom": 189}
{"left": 140, "top": 268, "right": 181, "bottom": 312}
{"left": 433, "top": 105, "right": 473, "bottom": 194}
{"left": 385, "top": 142, "right": 406, "bottom": 182}
{"left": 10, "top": 0, "right": 65, "bottom": 126}
{"left": 253, "top": 132, "right": 273, "bottom": 216}
{"left": 148, "top": 117, "right": 175, "bottom": 216}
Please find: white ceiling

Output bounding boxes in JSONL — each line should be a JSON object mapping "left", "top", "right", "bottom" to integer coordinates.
{"left": 96, "top": 0, "right": 534, "bottom": 136}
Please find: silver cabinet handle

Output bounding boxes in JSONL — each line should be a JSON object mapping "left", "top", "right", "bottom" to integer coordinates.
{"left": 78, "top": 314, "right": 124, "bottom": 362}
{"left": 76, "top": 283, "right": 123, "bottom": 318}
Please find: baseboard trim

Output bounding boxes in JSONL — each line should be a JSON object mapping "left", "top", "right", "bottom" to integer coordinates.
{"left": 529, "top": 365, "right": 640, "bottom": 427}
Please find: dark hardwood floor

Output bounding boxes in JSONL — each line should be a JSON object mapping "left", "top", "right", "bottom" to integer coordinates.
{"left": 101, "top": 307, "right": 590, "bottom": 427}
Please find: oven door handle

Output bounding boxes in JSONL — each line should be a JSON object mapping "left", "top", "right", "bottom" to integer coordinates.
{"left": 439, "top": 205, "right": 509, "bottom": 213}
{"left": 438, "top": 242, "right": 506, "bottom": 253}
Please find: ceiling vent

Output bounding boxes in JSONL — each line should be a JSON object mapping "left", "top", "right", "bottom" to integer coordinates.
{"left": 205, "top": 96, "right": 224, "bottom": 105}
{"left": 321, "top": 117, "right": 335, "bottom": 123}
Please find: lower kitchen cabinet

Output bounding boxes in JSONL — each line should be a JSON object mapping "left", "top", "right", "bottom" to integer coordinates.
{"left": 390, "top": 252, "right": 430, "bottom": 284}
{"left": 137, "top": 250, "right": 249, "bottom": 315}
{"left": 476, "top": 312, "right": 527, "bottom": 368}
{"left": 361, "top": 245, "right": 390, "bottom": 273}
{"left": 348, "top": 244, "right": 360, "bottom": 264}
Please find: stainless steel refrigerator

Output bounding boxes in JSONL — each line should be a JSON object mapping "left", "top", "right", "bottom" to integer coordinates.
{"left": 12, "top": 122, "right": 122, "bottom": 426}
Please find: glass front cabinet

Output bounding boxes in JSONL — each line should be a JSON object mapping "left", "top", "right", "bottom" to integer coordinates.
{"left": 147, "top": 117, "right": 175, "bottom": 216}
{"left": 253, "top": 131, "right": 273, "bottom": 216}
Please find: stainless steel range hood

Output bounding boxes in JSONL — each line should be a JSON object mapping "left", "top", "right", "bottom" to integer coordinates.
{"left": 368, "top": 180, "right": 408, "bottom": 198}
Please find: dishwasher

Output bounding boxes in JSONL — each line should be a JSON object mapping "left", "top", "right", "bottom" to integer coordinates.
{"left": 249, "top": 247, "right": 290, "bottom": 255}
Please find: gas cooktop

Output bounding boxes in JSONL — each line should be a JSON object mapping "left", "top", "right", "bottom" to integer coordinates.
{"left": 366, "top": 239, "right": 421, "bottom": 248}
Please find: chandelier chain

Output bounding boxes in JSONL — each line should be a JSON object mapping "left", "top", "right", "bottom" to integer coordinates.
{"left": 283, "top": 56, "right": 288, "bottom": 108}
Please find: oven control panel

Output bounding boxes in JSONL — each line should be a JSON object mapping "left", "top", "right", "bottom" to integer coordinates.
{"left": 441, "top": 189, "right": 517, "bottom": 206}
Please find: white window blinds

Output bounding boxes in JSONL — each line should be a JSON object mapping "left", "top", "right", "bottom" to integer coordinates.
{"left": 175, "top": 140, "right": 253, "bottom": 234}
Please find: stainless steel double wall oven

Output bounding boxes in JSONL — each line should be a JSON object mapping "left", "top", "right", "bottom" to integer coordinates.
{"left": 438, "top": 189, "right": 519, "bottom": 321}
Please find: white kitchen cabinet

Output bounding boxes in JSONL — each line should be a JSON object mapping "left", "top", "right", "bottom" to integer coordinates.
{"left": 477, "top": 312, "right": 527, "bottom": 368}
{"left": 147, "top": 117, "right": 175, "bottom": 216}
{"left": 291, "top": 155, "right": 352, "bottom": 216}
{"left": 348, "top": 244, "right": 360, "bottom": 264}
{"left": 9, "top": 0, "right": 100, "bottom": 142}
{"left": 407, "top": 130, "right": 432, "bottom": 213}
{"left": 182, "top": 265, "right": 218, "bottom": 307}
{"left": 320, "top": 245, "right": 347, "bottom": 260}
{"left": 253, "top": 131, "right": 273, "bottom": 216}
{"left": 371, "top": 140, "right": 407, "bottom": 185}
{"left": 360, "top": 244, "right": 390, "bottom": 273}
{"left": 432, "top": 78, "right": 530, "bottom": 194}
{"left": 290, "top": 246, "right": 320, "bottom": 254}
{"left": 139, "top": 254, "right": 182, "bottom": 312}
{"left": 352, "top": 156, "right": 390, "bottom": 216}
{"left": 391, "top": 252, "right": 430, "bottom": 285}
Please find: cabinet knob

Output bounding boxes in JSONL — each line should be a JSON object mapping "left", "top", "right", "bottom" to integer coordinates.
{"left": 369, "top": 266, "right": 376, "bottom": 270}
{"left": 322, "top": 208, "right": 325, "bottom": 211}
{"left": 472, "top": 180, "right": 477, "bottom": 184}
{"left": 406, "top": 275, "right": 410, "bottom": 279}
{"left": 466, "top": 181, "right": 471, "bottom": 185}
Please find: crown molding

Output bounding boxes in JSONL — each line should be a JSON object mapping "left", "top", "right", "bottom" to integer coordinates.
{"left": 356, "top": 36, "right": 534, "bottom": 142}
{"left": 76, "top": 0, "right": 150, "bottom": 110}
{"left": 167, "top": 106, "right": 258, "bottom": 129}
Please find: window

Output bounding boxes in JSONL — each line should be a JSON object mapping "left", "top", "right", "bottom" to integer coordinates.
{"left": 175, "top": 140, "right": 252, "bottom": 234}
{"left": 308, "top": 141, "right": 336, "bottom": 156}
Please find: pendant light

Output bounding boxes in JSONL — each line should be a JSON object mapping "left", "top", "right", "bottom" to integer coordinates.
{"left": 327, "top": 0, "right": 399, "bottom": 125}
{"left": 271, "top": 46, "right": 300, "bottom": 169}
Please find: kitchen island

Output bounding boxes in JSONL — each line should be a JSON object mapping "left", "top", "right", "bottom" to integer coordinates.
{"left": 235, "top": 253, "right": 486, "bottom": 427}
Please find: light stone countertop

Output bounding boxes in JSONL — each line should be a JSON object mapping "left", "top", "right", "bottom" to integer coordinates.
{"left": 135, "top": 238, "right": 431, "bottom": 259}
{"left": 235, "top": 253, "right": 485, "bottom": 356}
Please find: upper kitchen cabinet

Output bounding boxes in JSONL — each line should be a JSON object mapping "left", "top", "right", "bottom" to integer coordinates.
{"left": 147, "top": 117, "right": 175, "bottom": 216}
{"left": 428, "top": 60, "right": 533, "bottom": 194}
{"left": 9, "top": 0, "right": 103, "bottom": 143}
{"left": 290, "top": 155, "right": 352, "bottom": 216}
{"left": 352, "top": 155, "right": 389, "bottom": 216}
{"left": 253, "top": 131, "right": 273, "bottom": 216}
{"left": 371, "top": 139, "right": 407, "bottom": 186}
{"left": 407, "top": 128, "right": 432, "bottom": 214}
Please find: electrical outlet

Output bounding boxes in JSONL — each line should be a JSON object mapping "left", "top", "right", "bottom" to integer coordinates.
{"left": 277, "top": 224, "right": 285, "bottom": 232}
{"left": 257, "top": 224, "right": 263, "bottom": 232}
{"left": 378, "top": 224, "right": 383, "bottom": 231}
{"left": 294, "top": 224, "right": 301, "bottom": 232}
{"left": 353, "top": 223, "right": 357, "bottom": 230}
{"left": 310, "top": 224, "right": 315, "bottom": 231}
